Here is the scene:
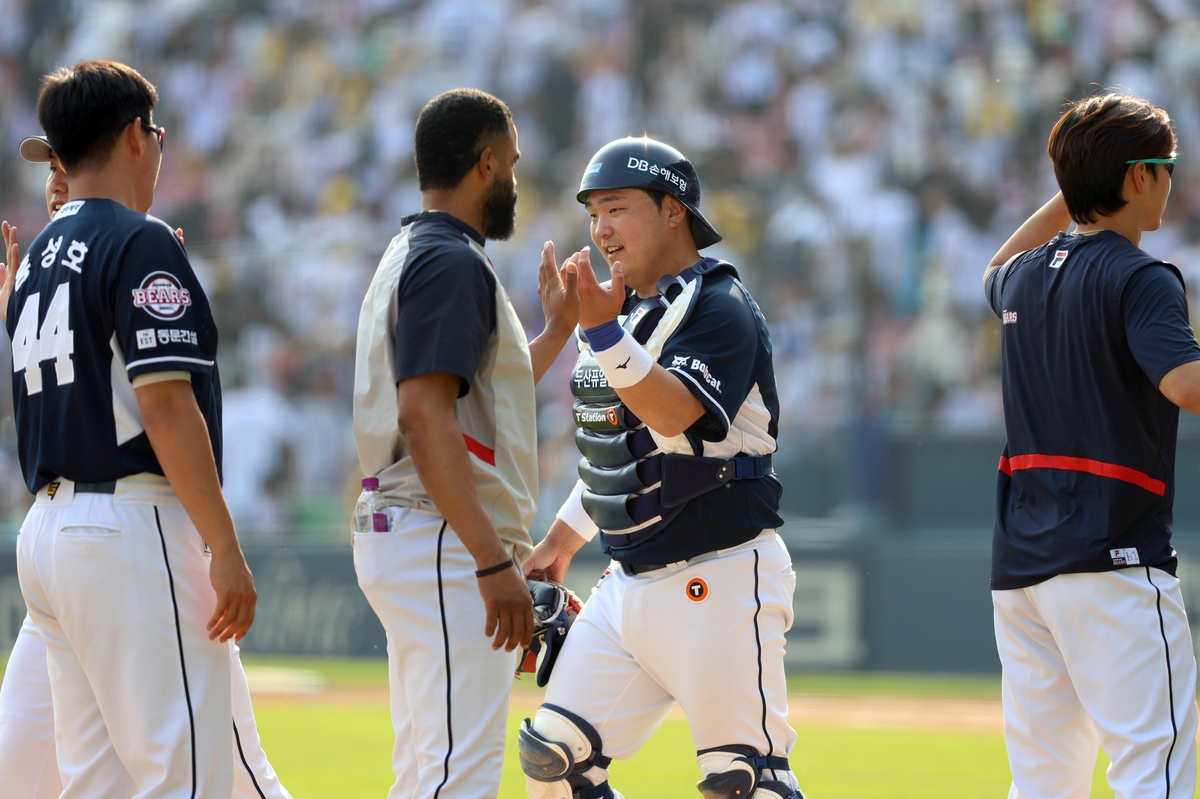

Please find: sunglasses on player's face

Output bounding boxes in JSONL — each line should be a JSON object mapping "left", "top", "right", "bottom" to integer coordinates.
{"left": 141, "top": 122, "right": 166, "bottom": 151}
{"left": 1126, "top": 156, "right": 1176, "bottom": 177}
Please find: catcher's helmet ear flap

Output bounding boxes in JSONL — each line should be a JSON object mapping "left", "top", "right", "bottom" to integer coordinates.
{"left": 577, "top": 137, "right": 722, "bottom": 250}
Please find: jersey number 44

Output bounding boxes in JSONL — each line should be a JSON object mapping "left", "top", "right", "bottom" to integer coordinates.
{"left": 12, "top": 281, "right": 75, "bottom": 394}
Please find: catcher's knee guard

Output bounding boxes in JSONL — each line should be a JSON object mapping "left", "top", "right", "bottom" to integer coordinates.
{"left": 519, "top": 704, "right": 616, "bottom": 799}
{"left": 696, "top": 745, "right": 806, "bottom": 799}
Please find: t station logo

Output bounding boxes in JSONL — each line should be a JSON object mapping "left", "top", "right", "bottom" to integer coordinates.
{"left": 132, "top": 271, "right": 192, "bottom": 321}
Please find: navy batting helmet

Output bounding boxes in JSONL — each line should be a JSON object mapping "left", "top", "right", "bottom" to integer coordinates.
{"left": 577, "top": 137, "right": 722, "bottom": 249}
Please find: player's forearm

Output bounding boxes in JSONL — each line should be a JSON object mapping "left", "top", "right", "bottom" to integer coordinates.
{"left": 986, "top": 192, "right": 1073, "bottom": 281}
{"left": 615, "top": 364, "right": 705, "bottom": 438}
{"left": 544, "top": 518, "right": 588, "bottom": 557}
{"left": 135, "top": 379, "right": 242, "bottom": 557}
{"left": 528, "top": 325, "right": 573, "bottom": 385}
{"left": 1159, "top": 360, "right": 1200, "bottom": 416}
{"left": 400, "top": 406, "right": 511, "bottom": 568}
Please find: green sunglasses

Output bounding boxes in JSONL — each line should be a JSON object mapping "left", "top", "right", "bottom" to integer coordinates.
{"left": 1126, "top": 156, "right": 1176, "bottom": 176}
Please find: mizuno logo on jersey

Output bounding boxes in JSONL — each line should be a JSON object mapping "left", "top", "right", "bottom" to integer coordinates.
{"left": 1049, "top": 249, "right": 1069, "bottom": 269}
{"left": 132, "top": 272, "right": 192, "bottom": 320}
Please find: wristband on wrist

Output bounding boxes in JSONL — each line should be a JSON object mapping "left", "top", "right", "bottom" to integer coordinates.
{"left": 474, "top": 558, "right": 514, "bottom": 578}
{"left": 583, "top": 319, "right": 625, "bottom": 351}
{"left": 590, "top": 328, "right": 654, "bottom": 388}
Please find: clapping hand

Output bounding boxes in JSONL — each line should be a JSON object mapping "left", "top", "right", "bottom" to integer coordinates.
{"left": 538, "top": 241, "right": 579, "bottom": 336}
{"left": 571, "top": 246, "right": 625, "bottom": 330}
{"left": 0, "top": 222, "right": 20, "bottom": 324}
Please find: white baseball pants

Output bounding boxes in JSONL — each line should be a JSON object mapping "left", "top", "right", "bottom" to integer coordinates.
{"left": 0, "top": 614, "right": 291, "bottom": 799}
{"left": 994, "top": 567, "right": 1198, "bottom": 799}
{"left": 16, "top": 476, "right": 235, "bottom": 799}
{"left": 354, "top": 505, "right": 520, "bottom": 799}
{"left": 541, "top": 529, "right": 799, "bottom": 790}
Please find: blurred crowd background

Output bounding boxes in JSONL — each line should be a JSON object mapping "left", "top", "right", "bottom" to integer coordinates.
{"left": 0, "top": 0, "right": 1198, "bottom": 538}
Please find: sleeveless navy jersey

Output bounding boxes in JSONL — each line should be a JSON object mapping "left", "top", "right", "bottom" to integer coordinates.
{"left": 603, "top": 267, "right": 784, "bottom": 564}
{"left": 6, "top": 199, "right": 222, "bottom": 494}
{"left": 986, "top": 230, "right": 1200, "bottom": 590}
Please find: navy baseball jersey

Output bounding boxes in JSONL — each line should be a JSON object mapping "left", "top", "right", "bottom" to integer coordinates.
{"left": 7, "top": 198, "right": 222, "bottom": 493}
{"left": 391, "top": 212, "right": 497, "bottom": 395}
{"left": 605, "top": 266, "right": 783, "bottom": 564}
{"left": 986, "top": 230, "right": 1200, "bottom": 589}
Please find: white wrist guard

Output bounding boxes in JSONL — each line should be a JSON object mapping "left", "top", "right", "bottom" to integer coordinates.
{"left": 591, "top": 328, "right": 654, "bottom": 388}
{"left": 556, "top": 480, "right": 599, "bottom": 542}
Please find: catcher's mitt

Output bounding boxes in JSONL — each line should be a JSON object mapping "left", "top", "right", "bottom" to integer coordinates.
{"left": 518, "top": 576, "right": 583, "bottom": 687}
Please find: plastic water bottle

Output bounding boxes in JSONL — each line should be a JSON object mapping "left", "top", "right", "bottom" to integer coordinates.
{"left": 353, "top": 477, "right": 390, "bottom": 534}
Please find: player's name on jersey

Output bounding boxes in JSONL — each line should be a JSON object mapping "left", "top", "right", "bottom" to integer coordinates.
{"left": 15, "top": 236, "right": 90, "bottom": 290}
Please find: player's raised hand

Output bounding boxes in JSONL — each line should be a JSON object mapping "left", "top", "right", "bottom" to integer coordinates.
{"left": 571, "top": 246, "right": 625, "bottom": 329}
{"left": 477, "top": 564, "right": 534, "bottom": 652}
{"left": 537, "top": 240, "right": 579, "bottom": 335}
{"left": 206, "top": 550, "right": 258, "bottom": 643}
{"left": 0, "top": 221, "right": 20, "bottom": 324}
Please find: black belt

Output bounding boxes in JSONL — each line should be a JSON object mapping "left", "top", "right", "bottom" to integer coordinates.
{"left": 619, "top": 560, "right": 670, "bottom": 576}
{"left": 75, "top": 481, "right": 116, "bottom": 494}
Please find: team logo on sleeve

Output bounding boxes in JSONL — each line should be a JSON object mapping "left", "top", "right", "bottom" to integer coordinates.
{"left": 132, "top": 272, "right": 192, "bottom": 320}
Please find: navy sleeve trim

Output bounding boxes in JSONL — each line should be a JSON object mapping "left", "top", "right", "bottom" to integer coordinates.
{"left": 986, "top": 250, "right": 1023, "bottom": 318}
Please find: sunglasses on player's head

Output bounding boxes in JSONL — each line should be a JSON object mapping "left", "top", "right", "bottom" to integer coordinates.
{"left": 1126, "top": 156, "right": 1176, "bottom": 177}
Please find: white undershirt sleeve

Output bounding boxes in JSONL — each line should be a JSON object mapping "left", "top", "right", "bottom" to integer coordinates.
{"left": 556, "top": 478, "right": 600, "bottom": 542}
{"left": 131, "top": 370, "right": 192, "bottom": 388}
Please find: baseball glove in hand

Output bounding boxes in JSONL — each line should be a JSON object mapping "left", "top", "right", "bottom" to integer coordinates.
{"left": 518, "top": 575, "right": 583, "bottom": 687}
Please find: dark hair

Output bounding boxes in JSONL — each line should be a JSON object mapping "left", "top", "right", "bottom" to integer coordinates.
{"left": 1047, "top": 93, "right": 1176, "bottom": 224}
{"left": 36, "top": 60, "right": 158, "bottom": 172}
{"left": 414, "top": 89, "right": 513, "bottom": 191}
{"left": 638, "top": 187, "right": 668, "bottom": 208}
{"left": 637, "top": 187, "right": 703, "bottom": 242}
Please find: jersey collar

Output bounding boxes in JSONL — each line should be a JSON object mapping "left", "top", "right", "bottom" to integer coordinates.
{"left": 404, "top": 210, "right": 487, "bottom": 247}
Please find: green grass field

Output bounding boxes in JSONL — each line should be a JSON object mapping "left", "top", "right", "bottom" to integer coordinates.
{"left": 240, "top": 657, "right": 1124, "bottom": 799}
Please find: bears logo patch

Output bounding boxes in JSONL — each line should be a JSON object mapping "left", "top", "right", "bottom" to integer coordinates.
{"left": 132, "top": 271, "right": 192, "bottom": 321}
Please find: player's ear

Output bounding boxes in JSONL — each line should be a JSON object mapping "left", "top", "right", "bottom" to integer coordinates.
{"left": 127, "top": 117, "right": 146, "bottom": 159}
{"left": 477, "top": 146, "right": 496, "bottom": 182}
{"left": 664, "top": 196, "right": 688, "bottom": 229}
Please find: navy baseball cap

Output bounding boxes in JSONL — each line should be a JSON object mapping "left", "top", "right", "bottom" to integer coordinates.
{"left": 577, "top": 137, "right": 722, "bottom": 249}
{"left": 19, "top": 136, "right": 52, "bottom": 163}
